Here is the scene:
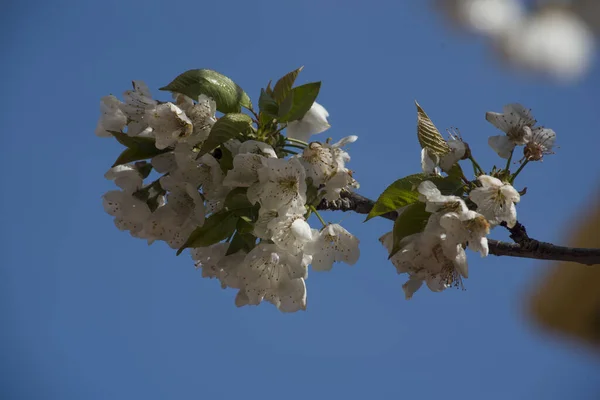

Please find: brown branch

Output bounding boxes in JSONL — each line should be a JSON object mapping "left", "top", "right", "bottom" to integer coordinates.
{"left": 317, "top": 191, "right": 600, "bottom": 266}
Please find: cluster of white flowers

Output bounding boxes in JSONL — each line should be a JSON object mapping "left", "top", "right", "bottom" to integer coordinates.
{"left": 436, "top": 0, "right": 596, "bottom": 82}
{"left": 486, "top": 103, "right": 556, "bottom": 161}
{"left": 380, "top": 181, "right": 486, "bottom": 299}
{"left": 380, "top": 174, "right": 521, "bottom": 299}
{"left": 96, "top": 81, "right": 360, "bottom": 312}
{"left": 384, "top": 101, "right": 548, "bottom": 299}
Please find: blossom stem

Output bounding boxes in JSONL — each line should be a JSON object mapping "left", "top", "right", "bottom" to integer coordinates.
{"left": 284, "top": 143, "right": 306, "bottom": 150}
{"left": 469, "top": 155, "right": 485, "bottom": 176}
{"left": 272, "top": 123, "right": 287, "bottom": 136}
{"left": 286, "top": 137, "right": 309, "bottom": 146}
{"left": 504, "top": 150, "right": 514, "bottom": 173}
{"left": 247, "top": 107, "right": 260, "bottom": 122}
{"left": 510, "top": 160, "right": 529, "bottom": 183}
{"left": 310, "top": 205, "right": 327, "bottom": 227}
{"left": 282, "top": 149, "right": 299, "bottom": 155}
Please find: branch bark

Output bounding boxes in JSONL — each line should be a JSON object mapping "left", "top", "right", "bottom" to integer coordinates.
{"left": 317, "top": 191, "right": 600, "bottom": 266}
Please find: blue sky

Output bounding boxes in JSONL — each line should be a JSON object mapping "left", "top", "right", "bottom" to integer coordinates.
{"left": 2, "top": 1, "right": 600, "bottom": 399}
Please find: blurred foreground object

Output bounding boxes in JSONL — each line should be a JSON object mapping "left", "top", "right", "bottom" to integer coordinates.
{"left": 436, "top": 0, "right": 596, "bottom": 83}
{"left": 529, "top": 187, "right": 600, "bottom": 351}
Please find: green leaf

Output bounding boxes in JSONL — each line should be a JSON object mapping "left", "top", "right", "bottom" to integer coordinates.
{"left": 236, "top": 217, "right": 254, "bottom": 234}
{"left": 278, "top": 82, "right": 321, "bottom": 123}
{"left": 226, "top": 231, "right": 257, "bottom": 256}
{"left": 218, "top": 146, "right": 234, "bottom": 173}
{"left": 177, "top": 211, "right": 237, "bottom": 255}
{"left": 366, "top": 174, "right": 428, "bottom": 221}
{"left": 272, "top": 66, "right": 303, "bottom": 103}
{"left": 415, "top": 101, "right": 450, "bottom": 156}
{"left": 366, "top": 171, "right": 466, "bottom": 222}
{"left": 134, "top": 161, "right": 153, "bottom": 179}
{"left": 160, "top": 69, "right": 252, "bottom": 114}
{"left": 390, "top": 202, "right": 431, "bottom": 258}
{"left": 198, "top": 113, "right": 253, "bottom": 156}
{"left": 259, "top": 89, "right": 279, "bottom": 117}
{"left": 277, "top": 91, "right": 294, "bottom": 119}
{"left": 224, "top": 187, "right": 254, "bottom": 211}
{"left": 109, "top": 131, "right": 170, "bottom": 167}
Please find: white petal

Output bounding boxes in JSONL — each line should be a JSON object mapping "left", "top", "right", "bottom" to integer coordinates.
{"left": 477, "top": 175, "right": 503, "bottom": 188}
{"left": 503, "top": 103, "right": 536, "bottom": 127}
{"left": 238, "top": 140, "right": 277, "bottom": 158}
{"left": 151, "top": 152, "right": 177, "bottom": 173}
{"left": 453, "top": 246, "right": 469, "bottom": 278}
{"left": 286, "top": 102, "right": 330, "bottom": 143}
{"left": 421, "top": 148, "right": 439, "bottom": 175}
{"left": 418, "top": 180, "right": 441, "bottom": 199}
{"left": 500, "top": 184, "right": 520, "bottom": 203}
{"left": 485, "top": 112, "right": 512, "bottom": 133}
{"left": 501, "top": 9, "right": 594, "bottom": 82}
{"left": 332, "top": 135, "right": 358, "bottom": 147}
{"left": 223, "top": 154, "right": 266, "bottom": 187}
{"left": 291, "top": 219, "right": 313, "bottom": 242}
{"left": 488, "top": 135, "right": 516, "bottom": 159}
{"left": 530, "top": 127, "right": 556, "bottom": 150}
{"left": 505, "top": 202, "right": 518, "bottom": 228}
{"left": 402, "top": 278, "right": 423, "bottom": 300}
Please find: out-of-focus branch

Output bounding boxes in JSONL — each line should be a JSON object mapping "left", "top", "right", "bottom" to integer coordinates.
{"left": 317, "top": 191, "right": 600, "bottom": 266}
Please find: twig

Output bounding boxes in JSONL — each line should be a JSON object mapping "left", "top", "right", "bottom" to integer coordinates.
{"left": 317, "top": 191, "right": 600, "bottom": 266}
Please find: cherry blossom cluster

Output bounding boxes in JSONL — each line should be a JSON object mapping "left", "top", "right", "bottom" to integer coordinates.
{"left": 94, "top": 68, "right": 559, "bottom": 305}
{"left": 436, "top": 0, "right": 597, "bottom": 82}
{"left": 96, "top": 79, "right": 360, "bottom": 312}
{"left": 378, "top": 102, "right": 556, "bottom": 299}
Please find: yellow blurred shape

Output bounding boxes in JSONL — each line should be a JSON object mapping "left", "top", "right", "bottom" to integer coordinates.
{"left": 529, "top": 190, "right": 600, "bottom": 350}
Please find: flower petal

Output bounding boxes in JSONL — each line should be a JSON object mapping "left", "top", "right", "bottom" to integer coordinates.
{"left": 488, "top": 135, "right": 516, "bottom": 159}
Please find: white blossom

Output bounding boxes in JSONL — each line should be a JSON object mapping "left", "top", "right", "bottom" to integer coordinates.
{"left": 223, "top": 153, "right": 269, "bottom": 188}
{"left": 486, "top": 103, "right": 537, "bottom": 159}
{"left": 306, "top": 224, "right": 360, "bottom": 271}
{"left": 192, "top": 242, "right": 245, "bottom": 289}
{"left": 421, "top": 133, "right": 467, "bottom": 174}
{"left": 104, "top": 165, "right": 143, "bottom": 193}
{"left": 235, "top": 277, "right": 307, "bottom": 313}
{"left": 176, "top": 94, "right": 217, "bottom": 144}
{"left": 151, "top": 152, "right": 178, "bottom": 174}
{"left": 286, "top": 102, "right": 330, "bottom": 143}
{"left": 197, "top": 154, "right": 228, "bottom": 201}
{"left": 297, "top": 136, "right": 359, "bottom": 201}
{"left": 440, "top": 136, "right": 467, "bottom": 172}
{"left": 322, "top": 170, "right": 359, "bottom": 202}
{"left": 437, "top": 0, "right": 525, "bottom": 37}
{"left": 247, "top": 158, "right": 307, "bottom": 214}
{"left": 379, "top": 230, "right": 468, "bottom": 299}
{"left": 421, "top": 148, "right": 441, "bottom": 176}
{"left": 141, "top": 176, "right": 205, "bottom": 249}
{"left": 119, "top": 81, "right": 157, "bottom": 137}
{"left": 523, "top": 127, "right": 556, "bottom": 161}
{"left": 235, "top": 243, "right": 308, "bottom": 312}
{"left": 500, "top": 9, "right": 594, "bottom": 82}
{"left": 469, "top": 175, "right": 520, "bottom": 228}
{"left": 299, "top": 142, "right": 338, "bottom": 185}
{"left": 238, "top": 140, "right": 278, "bottom": 158}
{"left": 440, "top": 210, "right": 490, "bottom": 257}
{"left": 298, "top": 136, "right": 356, "bottom": 186}
{"left": 102, "top": 190, "right": 151, "bottom": 236}
{"left": 268, "top": 215, "right": 313, "bottom": 255}
{"left": 253, "top": 208, "right": 278, "bottom": 240}
{"left": 146, "top": 102, "right": 193, "bottom": 150}
{"left": 417, "top": 181, "right": 467, "bottom": 214}
{"left": 95, "top": 95, "right": 127, "bottom": 137}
